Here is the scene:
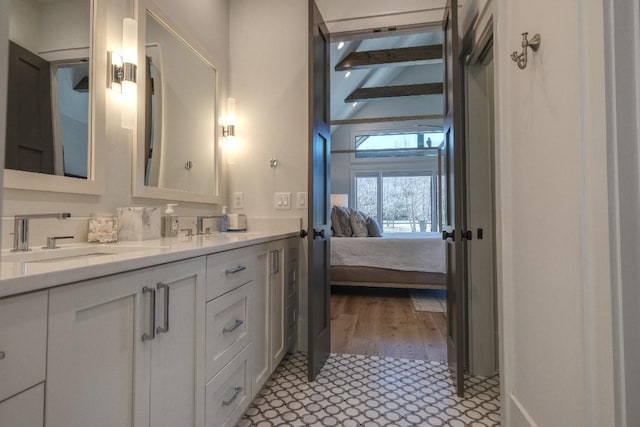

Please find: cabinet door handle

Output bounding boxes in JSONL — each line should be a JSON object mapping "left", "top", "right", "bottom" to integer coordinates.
{"left": 221, "top": 386, "right": 243, "bottom": 407}
{"left": 156, "top": 282, "right": 170, "bottom": 334}
{"left": 225, "top": 265, "right": 246, "bottom": 275}
{"left": 223, "top": 319, "right": 244, "bottom": 334}
{"left": 0, "top": 351, "right": 5, "bottom": 360}
{"left": 142, "top": 286, "right": 156, "bottom": 342}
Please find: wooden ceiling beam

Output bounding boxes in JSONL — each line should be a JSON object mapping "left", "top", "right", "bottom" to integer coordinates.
{"left": 345, "top": 83, "right": 443, "bottom": 103}
{"left": 335, "top": 45, "right": 443, "bottom": 71}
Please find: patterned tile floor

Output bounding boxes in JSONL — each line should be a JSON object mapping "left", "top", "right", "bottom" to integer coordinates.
{"left": 238, "top": 352, "right": 500, "bottom": 426}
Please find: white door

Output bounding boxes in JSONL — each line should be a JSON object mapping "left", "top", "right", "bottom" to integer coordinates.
{"left": 252, "top": 248, "right": 270, "bottom": 391}
{"left": 149, "top": 258, "right": 206, "bottom": 427}
{"left": 46, "top": 270, "right": 151, "bottom": 427}
{"left": 269, "top": 245, "right": 286, "bottom": 367}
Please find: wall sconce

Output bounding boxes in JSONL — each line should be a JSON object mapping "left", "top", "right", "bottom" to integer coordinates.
{"left": 108, "top": 18, "right": 138, "bottom": 129}
{"left": 222, "top": 97, "right": 236, "bottom": 138}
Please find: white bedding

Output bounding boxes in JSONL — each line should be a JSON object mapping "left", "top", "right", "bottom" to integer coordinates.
{"left": 330, "top": 232, "right": 446, "bottom": 274}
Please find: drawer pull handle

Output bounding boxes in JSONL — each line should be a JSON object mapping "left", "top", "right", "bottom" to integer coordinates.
{"left": 222, "top": 386, "right": 243, "bottom": 407}
{"left": 142, "top": 286, "right": 156, "bottom": 342}
{"left": 0, "top": 351, "right": 5, "bottom": 360}
{"left": 223, "top": 319, "right": 244, "bottom": 334}
{"left": 156, "top": 283, "right": 170, "bottom": 334}
{"left": 225, "top": 265, "right": 246, "bottom": 275}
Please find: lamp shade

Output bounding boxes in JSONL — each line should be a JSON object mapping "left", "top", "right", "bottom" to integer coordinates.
{"left": 330, "top": 194, "right": 348, "bottom": 208}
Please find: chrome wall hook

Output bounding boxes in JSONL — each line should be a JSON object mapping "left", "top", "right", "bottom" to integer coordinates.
{"left": 511, "top": 32, "right": 541, "bottom": 69}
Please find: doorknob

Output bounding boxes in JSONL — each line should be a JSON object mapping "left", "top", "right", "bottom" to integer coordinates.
{"left": 313, "top": 229, "right": 325, "bottom": 239}
{"left": 461, "top": 230, "right": 473, "bottom": 240}
{"left": 442, "top": 230, "right": 455, "bottom": 241}
{"left": 300, "top": 229, "right": 308, "bottom": 238}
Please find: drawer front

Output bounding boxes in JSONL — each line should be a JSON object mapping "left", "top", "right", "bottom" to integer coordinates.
{"left": 206, "top": 248, "right": 255, "bottom": 301}
{"left": 0, "top": 291, "right": 47, "bottom": 402}
{"left": 205, "top": 345, "right": 251, "bottom": 427}
{"left": 206, "top": 283, "right": 251, "bottom": 380}
{"left": 0, "top": 383, "right": 44, "bottom": 427}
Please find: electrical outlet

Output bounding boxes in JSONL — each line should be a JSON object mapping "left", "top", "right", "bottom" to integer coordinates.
{"left": 274, "top": 192, "right": 291, "bottom": 210}
{"left": 232, "top": 192, "right": 244, "bottom": 209}
{"left": 296, "top": 192, "right": 307, "bottom": 209}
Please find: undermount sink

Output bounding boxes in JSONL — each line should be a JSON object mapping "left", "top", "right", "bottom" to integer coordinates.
{"left": 1, "top": 245, "right": 167, "bottom": 265}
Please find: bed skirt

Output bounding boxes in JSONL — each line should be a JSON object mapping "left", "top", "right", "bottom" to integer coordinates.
{"left": 330, "top": 265, "right": 446, "bottom": 290}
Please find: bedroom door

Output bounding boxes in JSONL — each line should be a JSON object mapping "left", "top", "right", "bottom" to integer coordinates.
{"left": 442, "top": 0, "right": 468, "bottom": 397}
{"left": 307, "top": 0, "right": 332, "bottom": 382}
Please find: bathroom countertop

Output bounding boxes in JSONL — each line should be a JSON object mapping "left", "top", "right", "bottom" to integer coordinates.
{"left": 0, "top": 231, "right": 298, "bottom": 299}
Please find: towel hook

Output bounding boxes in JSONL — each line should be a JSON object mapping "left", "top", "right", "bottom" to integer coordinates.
{"left": 511, "top": 32, "right": 541, "bottom": 69}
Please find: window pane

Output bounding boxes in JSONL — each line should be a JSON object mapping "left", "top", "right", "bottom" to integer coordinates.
{"left": 355, "top": 176, "right": 378, "bottom": 219}
{"left": 382, "top": 175, "right": 432, "bottom": 233}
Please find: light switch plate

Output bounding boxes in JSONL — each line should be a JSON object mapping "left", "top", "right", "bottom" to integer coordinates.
{"left": 232, "top": 192, "right": 244, "bottom": 209}
{"left": 296, "top": 192, "right": 307, "bottom": 209}
{"left": 274, "top": 192, "right": 291, "bottom": 210}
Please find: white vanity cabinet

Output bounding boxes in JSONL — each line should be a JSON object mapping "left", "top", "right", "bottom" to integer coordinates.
{"left": 0, "top": 291, "right": 47, "bottom": 427}
{"left": 251, "top": 238, "right": 299, "bottom": 395}
{"left": 46, "top": 257, "right": 206, "bottom": 427}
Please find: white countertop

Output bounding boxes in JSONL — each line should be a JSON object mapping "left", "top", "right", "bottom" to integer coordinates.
{"left": 0, "top": 231, "right": 298, "bottom": 299}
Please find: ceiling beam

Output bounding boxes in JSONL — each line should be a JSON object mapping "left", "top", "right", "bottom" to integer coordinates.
{"left": 345, "top": 83, "right": 443, "bottom": 103}
{"left": 335, "top": 45, "right": 443, "bottom": 71}
{"left": 331, "top": 114, "right": 443, "bottom": 126}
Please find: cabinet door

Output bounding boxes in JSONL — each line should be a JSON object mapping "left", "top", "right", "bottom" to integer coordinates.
{"left": 252, "top": 248, "right": 270, "bottom": 393}
{"left": 269, "top": 246, "right": 286, "bottom": 368}
{"left": 47, "top": 270, "right": 151, "bottom": 427}
{"left": 0, "top": 383, "right": 44, "bottom": 427}
{"left": 150, "top": 258, "right": 206, "bottom": 427}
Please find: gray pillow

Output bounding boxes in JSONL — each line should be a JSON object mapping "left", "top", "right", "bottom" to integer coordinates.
{"left": 350, "top": 210, "right": 369, "bottom": 237}
{"left": 332, "top": 206, "right": 352, "bottom": 237}
{"left": 366, "top": 217, "right": 383, "bottom": 237}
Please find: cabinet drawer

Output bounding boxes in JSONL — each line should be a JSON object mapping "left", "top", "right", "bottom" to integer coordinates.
{"left": 205, "top": 345, "right": 251, "bottom": 427}
{"left": 206, "top": 248, "right": 255, "bottom": 301}
{"left": 0, "top": 291, "right": 47, "bottom": 402}
{"left": 206, "top": 283, "right": 251, "bottom": 380}
{"left": 0, "top": 383, "right": 44, "bottom": 427}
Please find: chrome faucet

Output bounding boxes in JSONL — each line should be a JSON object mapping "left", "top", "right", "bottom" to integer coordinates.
{"left": 12, "top": 213, "right": 71, "bottom": 252}
{"left": 195, "top": 216, "right": 218, "bottom": 235}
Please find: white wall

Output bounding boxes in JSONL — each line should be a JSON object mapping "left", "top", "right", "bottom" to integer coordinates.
{"left": 605, "top": 0, "right": 640, "bottom": 425}
{"left": 229, "top": 0, "right": 308, "bottom": 347}
{"left": 493, "top": 0, "right": 615, "bottom": 425}
{"left": 1, "top": 0, "right": 230, "bottom": 248}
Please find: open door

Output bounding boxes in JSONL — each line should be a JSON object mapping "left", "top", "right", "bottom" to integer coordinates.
{"left": 307, "top": 0, "right": 331, "bottom": 381}
{"left": 442, "top": 0, "right": 468, "bottom": 397}
{"left": 6, "top": 41, "right": 54, "bottom": 174}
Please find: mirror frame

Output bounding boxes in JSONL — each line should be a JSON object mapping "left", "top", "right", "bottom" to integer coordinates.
{"left": 3, "top": 0, "right": 106, "bottom": 195}
{"left": 132, "top": 1, "right": 221, "bottom": 204}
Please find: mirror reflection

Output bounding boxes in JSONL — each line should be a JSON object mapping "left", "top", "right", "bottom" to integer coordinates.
{"left": 6, "top": 0, "right": 92, "bottom": 179}
{"left": 143, "top": 11, "right": 217, "bottom": 195}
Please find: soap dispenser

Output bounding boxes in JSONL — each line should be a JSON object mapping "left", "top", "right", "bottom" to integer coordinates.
{"left": 161, "top": 204, "right": 179, "bottom": 237}
{"left": 220, "top": 206, "right": 228, "bottom": 232}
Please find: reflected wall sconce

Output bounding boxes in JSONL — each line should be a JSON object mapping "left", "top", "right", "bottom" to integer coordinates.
{"left": 222, "top": 97, "right": 236, "bottom": 138}
{"left": 511, "top": 32, "right": 541, "bottom": 70}
{"left": 108, "top": 18, "right": 138, "bottom": 129}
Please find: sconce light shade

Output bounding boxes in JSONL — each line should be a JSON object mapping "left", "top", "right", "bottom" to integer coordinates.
{"left": 222, "top": 97, "right": 236, "bottom": 138}
{"left": 108, "top": 18, "right": 138, "bottom": 129}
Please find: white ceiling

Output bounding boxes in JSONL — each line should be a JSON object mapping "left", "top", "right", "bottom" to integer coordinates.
{"left": 330, "top": 27, "right": 444, "bottom": 128}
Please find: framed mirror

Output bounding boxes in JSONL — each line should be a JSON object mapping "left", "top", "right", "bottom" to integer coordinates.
{"left": 4, "top": 0, "right": 106, "bottom": 194}
{"left": 133, "top": 3, "right": 220, "bottom": 204}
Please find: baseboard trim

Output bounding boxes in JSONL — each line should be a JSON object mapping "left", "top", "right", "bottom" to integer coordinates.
{"left": 510, "top": 394, "right": 539, "bottom": 427}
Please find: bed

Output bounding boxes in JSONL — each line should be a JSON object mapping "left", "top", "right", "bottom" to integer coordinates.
{"left": 330, "top": 232, "right": 447, "bottom": 290}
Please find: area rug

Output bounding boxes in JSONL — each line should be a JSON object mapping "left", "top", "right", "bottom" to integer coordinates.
{"left": 409, "top": 289, "right": 447, "bottom": 312}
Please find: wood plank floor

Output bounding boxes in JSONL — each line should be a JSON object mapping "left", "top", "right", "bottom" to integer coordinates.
{"left": 330, "top": 286, "right": 447, "bottom": 362}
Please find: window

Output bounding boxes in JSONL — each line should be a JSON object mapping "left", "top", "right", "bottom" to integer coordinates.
{"left": 354, "top": 132, "right": 444, "bottom": 158}
{"left": 355, "top": 171, "right": 439, "bottom": 233}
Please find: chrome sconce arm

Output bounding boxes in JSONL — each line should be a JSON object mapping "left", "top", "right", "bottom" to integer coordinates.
{"left": 511, "top": 32, "right": 541, "bottom": 70}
